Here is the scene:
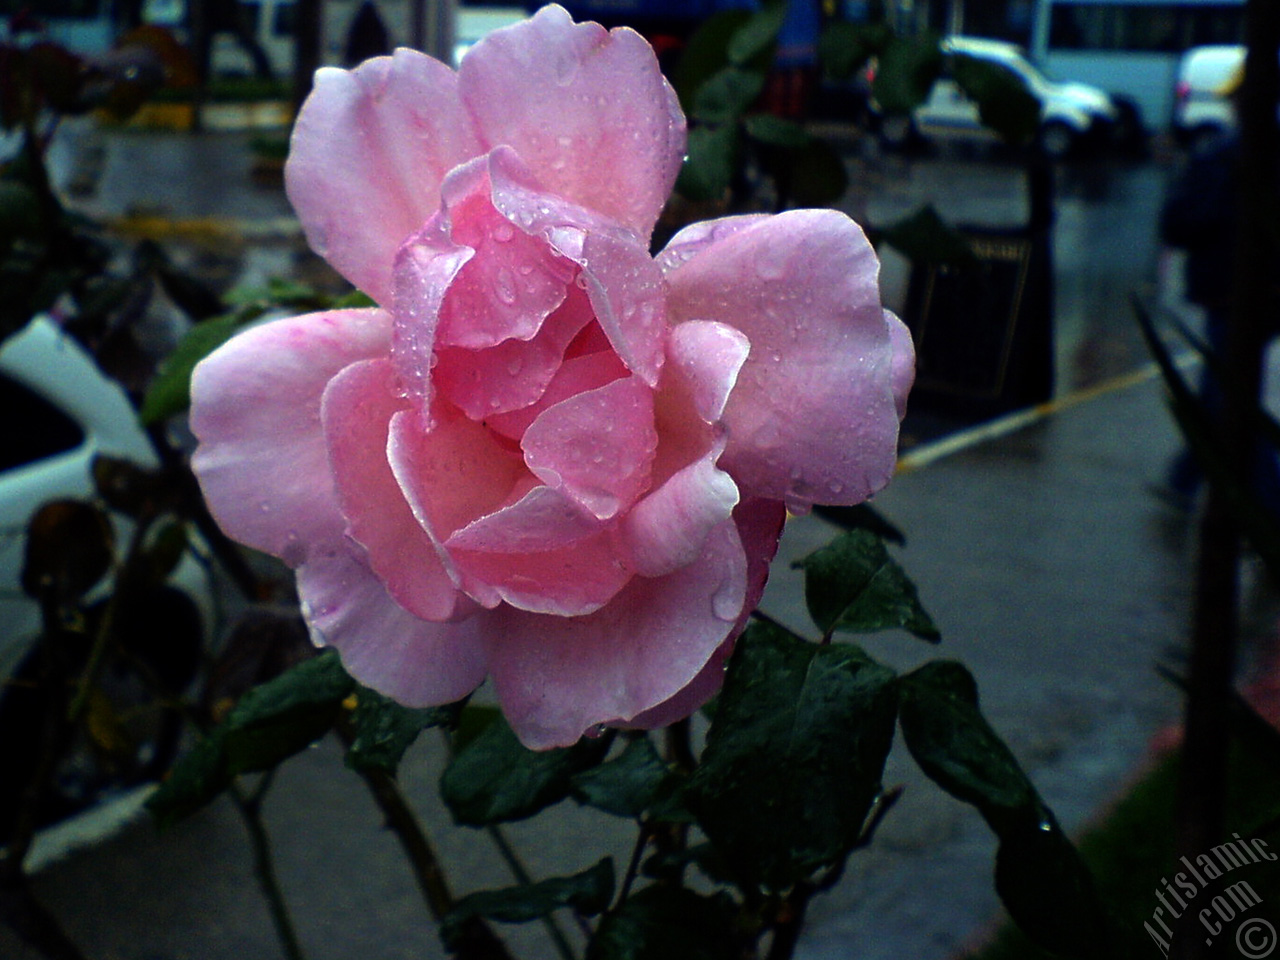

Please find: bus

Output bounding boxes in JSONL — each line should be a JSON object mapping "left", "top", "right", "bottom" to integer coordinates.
{"left": 1026, "top": 0, "right": 1245, "bottom": 131}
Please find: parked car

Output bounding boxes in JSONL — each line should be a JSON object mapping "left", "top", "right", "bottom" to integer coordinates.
{"left": 875, "top": 36, "right": 1120, "bottom": 158}
{"left": 1172, "top": 44, "right": 1243, "bottom": 149}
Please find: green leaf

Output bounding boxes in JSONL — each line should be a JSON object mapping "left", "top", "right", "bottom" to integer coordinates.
{"left": 588, "top": 886, "right": 740, "bottom": 960}
{"left": 818, "top": 20, "right": 891, "bottom": 81}
{"left": 951, "top": 53, "right": 1040, "bottom": 145}
{"left": 673, "top": 10, "right": 753, "bottom": 110}
{"left": 871, "top": 33, "right": 943, "bottom": 115}
{"left": 147, "top": 652, "right": 354, "bottom": 826}
{"left": 146, "top": 729, "right": 234, "bottom": 828}
{"left": 897, "top": 660, "right": 1035, "bottom": 821}
{"left": 221, "top": 650, "right": 355, "bottom": 773}
{"left": 994, "top": 817, "right": 1114, "bottom": 959}
{"left": 874, "top": 204, "right": 978, "bottom": 267}
{"left": 742, "top": 113, "right": 810, "bottom": 149}
{"left": 344, "top": 688, "right": 462, "bottom": 775}
{"left": 726, "top": 0, "right": 788, "bottom": 68}
{"left": 898, "top": 660, "right": 1111, "bottom": 956}
{"left": 676, "top": 124, "right": 741, "bottom": 203}
{"left": 685, "top": 621, "right": 898, "bottom": 890}
{"left": 140, "top": 312, "right": 245, "bottom": 424}
{"left": 440, "top": 712, "right": 612, "bottom": 826}
{"left": 692, "top": 67, "right": 766, "bottom": 123}
{"left": 442, "top": 858, "right": 615, "bottom": 950}
{"left": 21, "top": 499, "right": 115, "bottom": 604}
{"left": 570, "top": 736, "right": 687, "bottom": 820}
{"left": 795, "top": 528, "right": 939, "bottom": 641}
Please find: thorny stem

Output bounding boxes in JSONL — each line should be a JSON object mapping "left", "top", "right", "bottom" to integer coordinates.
{"left": 344, "top": 726, "right": 513, "bottom": 960}
{"left": 229, "top": 775, "right": 308, "bottom": 960}
{"left": 486, "top": 825, "right": 583, "bottom": 959}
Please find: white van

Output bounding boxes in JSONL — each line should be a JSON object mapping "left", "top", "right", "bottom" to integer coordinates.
{"left": 1172, "top": 44, "right": 1242, "bottom": 148}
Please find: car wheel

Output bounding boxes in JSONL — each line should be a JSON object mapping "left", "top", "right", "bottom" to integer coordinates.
{"left": 878, "top": 113, "right": 917, "bottom": 151}
{"left": 1037, "top": 121, "right": 1076, "bottom": 159}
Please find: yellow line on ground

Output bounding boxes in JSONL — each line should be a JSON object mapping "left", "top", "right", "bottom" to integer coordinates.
{"left": 897, "top": 353, "right": 1199, "bottom": 474}
{"left": 105, "top": 215, "right": 302, "bottom": 240}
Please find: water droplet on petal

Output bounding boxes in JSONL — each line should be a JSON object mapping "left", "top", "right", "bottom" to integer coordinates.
{"left": 756, "top": 257, "right": 787, "bottom": 281}
{"left": 508, "top": 358, "right": 523, "bottom": 375}
{"left": 494, "top": 267, "right": 517, "bottom": 305}
{"left": 493, "top": 223, "right": 514, "bottom": 243}
{"left": 712, "top": 580, "right": 739, "bottom": 621}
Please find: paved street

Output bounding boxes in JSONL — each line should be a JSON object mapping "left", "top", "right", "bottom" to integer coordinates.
{"left": 4, "top": 122, "right": 1267, "bottom": 959}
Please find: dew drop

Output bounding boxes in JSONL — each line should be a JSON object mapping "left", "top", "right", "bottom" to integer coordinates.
{"left": 507, "top": 358, "right": 523, "bottom": 375}
{"left": 755, "top": 257, "right": 787, "bottom": 281}
{"left": 494, "top": 267, "right": 517, "bottom": 305}
{"left": 711, "top": 580, "right": 739, "bottom": 621}
{"left": 492, "top": 223, "right": 515, "bottom": 243}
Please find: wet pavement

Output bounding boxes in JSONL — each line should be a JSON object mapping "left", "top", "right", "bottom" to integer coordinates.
{"left": 2, "top": 120, "right": 1265, "bottom": 959}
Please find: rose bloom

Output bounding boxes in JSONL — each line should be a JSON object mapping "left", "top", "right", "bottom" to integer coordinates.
{"left": 190, "top": 4, "right": 914, "bottom": 749}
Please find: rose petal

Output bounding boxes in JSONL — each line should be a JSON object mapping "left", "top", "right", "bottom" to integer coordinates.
{"left": 667, "top": 320, "right": 750, "bottom": 424}
{"left": 665, "top": 209, "right": 909, "bottom": 509}
{"left": 489, "top": 148, "right": 667, "bottom": 385}
{"left": 522, "top": 376, "right": 657, "bottom": 520}
{"left": 190, "top": 308, "right": 391, "bottom": 567}
{"left": 459, "top": 4, "right": 684, "bottom": 238}
{"left": 448, "top": 484, "right": 603, "bottom": 553}
{"left": 624, "top": 497, "right": 786, "bottom": 730}
{"left": 487, "top": 517, "right": 748, "bottom": 749}
{"left": 483, "top": 346, "right": 629, "bottom": 442}
{"left": 887, "top": 309, "right": 916, "bottom": 418}
{"left": 287, "top": 50, "right": 483, "bottom": 305}
{"left": 435, "top": 168, "right": 575, "bottom": 350}
{"left": 297, "top": 538, "right": 487, "bottom": 705}
{"left": 322, "top": 358, "right": 462, "bottom": 621}
{"left": 434, "top": 281, "right": 593, "bottom": 419}
{"left": 623, "top": 440, "right": 739, "bottom": 577}
{"left": 390, "top": 213, "right": 475, "bottom": 405}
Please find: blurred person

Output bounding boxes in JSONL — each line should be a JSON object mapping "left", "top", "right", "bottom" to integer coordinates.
{"left": 1158, "top": 63, "right": 1280, "bottom": 516}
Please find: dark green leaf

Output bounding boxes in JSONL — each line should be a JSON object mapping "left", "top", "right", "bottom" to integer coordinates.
{"left": 743, "top": 113, "right": 810, "bottom": 149}
{"left": 442, "top": 858, "right": 615, "bottom": 950}
{"left": 952, "top": 53, "right": 1040, "bottom": 145}
{"left": 221, "top": 650, "right": 354, "bottom": 773}
{"left": 812, "top": 503, "right": 906, "bottom": 544}
{"left": 897, "top": 660, "right": 1034, "bottom": 823}
{"left": 0, "top": 180, "right": 44, "bottom": 249}
{"left": 692, "top": 67, "right": 766, "bottom": 123}
{"left": 148, "top": 652, "right": 354, "bottom": 825}
{"left": 571, "top": 736, "right": 686, "bottom": 820}
{"left": 642, "top": 842, "right": 737, "bottom": 886}
{"left": 818, "top": 20, "right": 891, "bottom": 81}
{"left": 995, "top": 817, "right": 1114, "bottom": 959}
{"left": 726, "top": 1, "right": 787, "bottom": 68}
{"left": 795, "top": 528, "right": 939, "bottom": 641}
{"left": 344, "top": 688, "right": 460, "bottom": 775}
{"left": 441, "top": 712, "right": 612, "bottom": 826}
{"left": 21, "top": 499, "right": 114, "bottom": 603}
{"left": 686, "top": 621, "right": 898, "bottom": 889}
{"left": 331, "top": 289, "right": 377, "bottom": 309}
{"left": 588, "top": 886, "right": 740, "bottom": 960}
{"left": 673, "top": 10, "right": 753, "bottom": 110}
{"left": 139, "top": 313, "right": 245, "bottom": 424}
{"left": 871, "top": 34, "right": 943, "bottom": 115}
{"left": 146, "top": 729, "right": 233, "bottom": 828}
{"left": 875, "top": 204, "right": 977, "bottom": 267}
{"left": 676, "top": 124, "right": 741, "bottom": 203}
{"left": 141, "top": 519, "right": 190, "bottom": 584}
{"left": 898, "top": 660, "right": 1111, "bottom": 956}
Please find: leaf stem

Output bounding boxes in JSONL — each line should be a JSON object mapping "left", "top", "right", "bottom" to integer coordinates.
{"left": 229, "top": 775, "right": 307, "bottom": 960}
{"left": 486, "top": 825, "right": 582, "bottom": 959}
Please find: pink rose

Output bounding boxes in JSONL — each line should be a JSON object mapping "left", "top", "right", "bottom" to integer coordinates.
{"left": 189, "top": 5, "right": 914, "bottom": 749}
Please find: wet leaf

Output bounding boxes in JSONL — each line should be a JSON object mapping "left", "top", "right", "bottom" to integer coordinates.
{"left": 818, "top": 20, "right": 891, "bottom": 81}
{"left": 344, "top": 689, "right": 462, "bottom": 776}
{"left": 676, "top": 123, "right": 740, "bottom": 203}
{"left": 442, "top": 858, "right": 615, "bottom": 950}
{"left": 812, "top": 503, "right": 906, "bottom": 544}
{"left": 570, "top": 736, "right": 686, "bottom": 820}
{"left": 21, "top": 499, "right": 115, "bottom": 604}
{"left": 871, "top": 33, "right": 943, "bottom": 115}
{"left": 875, "top": 204, "right": 977, "bottom": 267}
{"left": 692, "top": 66, "right": 766, "bottom": 123}
{"left": 726, "top": 0, "right": 787, "bottom": 68}
{"left": 673, "top": 10, "right": 754, "bottom": 108}
{"left": 952, "top": 53, "right": 1040, "bottom": 145}
{"left": 795, "top": 528, "right": 939, "bottom": 641}
{"left": 743, "top": 113, "right": 809, "bottom": 149}
{"left": 686, "top": 621, "right": 898, "bottom": 889}
{"left": 140, "top": 312, "right": 244, "bottom": 424}
{"left": 588, "top": 886, "right": 740, "bottom": 960}
{"left": 441, "top": 710, "right": 612, "bottom": 826}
